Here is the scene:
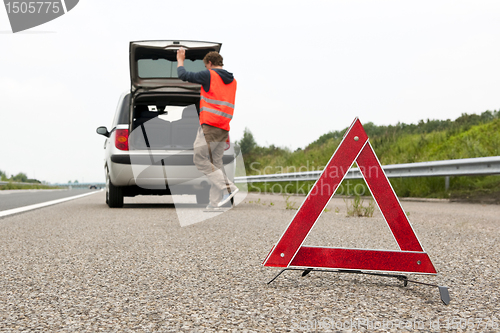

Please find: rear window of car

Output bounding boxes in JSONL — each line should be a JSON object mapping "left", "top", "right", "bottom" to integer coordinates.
{"left": 138, "top": 59, "right": 206, "bottom": 78}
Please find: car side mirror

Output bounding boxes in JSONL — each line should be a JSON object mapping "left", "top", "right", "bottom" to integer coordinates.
{"left": 96, "top": 126, "right": 110, "bottom": 137}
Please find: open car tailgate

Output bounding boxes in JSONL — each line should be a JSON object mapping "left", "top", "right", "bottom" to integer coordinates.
{"left": 130, "top": 40, "right": 221, "bottom": 92}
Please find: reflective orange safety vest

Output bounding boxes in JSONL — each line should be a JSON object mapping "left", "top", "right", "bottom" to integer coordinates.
{"left": 199, "top": 69, "right": 237, "bottom": 131}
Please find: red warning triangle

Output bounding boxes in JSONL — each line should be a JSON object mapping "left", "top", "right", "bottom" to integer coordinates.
{"left": 263, "top": 118, "right": 436, "bottom": 275}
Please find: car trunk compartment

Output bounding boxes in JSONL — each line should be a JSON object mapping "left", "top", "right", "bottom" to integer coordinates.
{"left": 129, "top": 94, "right": 200, "bottom": 150}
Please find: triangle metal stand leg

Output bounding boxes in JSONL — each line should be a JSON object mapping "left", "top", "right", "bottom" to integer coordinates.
{"left": 267, "top": 268, "right": 450, "bottom": 305}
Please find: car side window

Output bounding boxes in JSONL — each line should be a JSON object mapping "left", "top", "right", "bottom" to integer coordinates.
{"left": 110, "top": 93, "right": 131, "bottom": 132}
{"left": 117, "top": 94, "right": 131, "bottom": 125}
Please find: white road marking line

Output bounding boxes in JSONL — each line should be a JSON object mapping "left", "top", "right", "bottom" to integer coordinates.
{"left": 0, "top": 190, "right": 102, "bottom": 218}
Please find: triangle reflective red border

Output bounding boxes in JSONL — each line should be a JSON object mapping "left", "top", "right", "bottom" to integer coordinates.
{"left": 263, "top": 118, "right": 436, "bottom": 275}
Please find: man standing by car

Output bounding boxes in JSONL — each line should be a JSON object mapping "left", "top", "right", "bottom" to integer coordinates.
{"left": 176, "top": 48, "right": 239, "bottom": 209}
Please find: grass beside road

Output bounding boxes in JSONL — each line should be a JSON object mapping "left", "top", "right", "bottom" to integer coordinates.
{"left": 0, "top": 183, "right": 62, "bottom": 190}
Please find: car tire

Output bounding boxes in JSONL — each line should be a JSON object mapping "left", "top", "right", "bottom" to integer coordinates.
{"left": 106, "top": 171, "right": 123, "bottom": 208}
{"left": 196, "top": 189, "right": 209, "bottom": 205}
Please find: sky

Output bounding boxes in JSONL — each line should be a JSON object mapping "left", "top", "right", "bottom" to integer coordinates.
{"left": 0, "top": 0, "right": 499, "bottom": 184}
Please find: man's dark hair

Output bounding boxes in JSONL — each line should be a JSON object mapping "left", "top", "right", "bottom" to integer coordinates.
{"left": 203, "top": 51, "right": 224, "bottom": 66}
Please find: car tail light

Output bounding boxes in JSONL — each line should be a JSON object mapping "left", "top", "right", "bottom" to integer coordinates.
{"left": 225, "top": 134, "right": 230, "bottom": 150}
{"left": 115, "top": 129, "right": 129, "bottom": 151}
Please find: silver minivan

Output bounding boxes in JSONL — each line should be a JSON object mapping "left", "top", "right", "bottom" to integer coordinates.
{"left": 97, "top": 40, "right": 236, "bottom": 208}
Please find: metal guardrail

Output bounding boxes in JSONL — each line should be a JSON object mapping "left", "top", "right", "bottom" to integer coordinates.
{"left": 234, "top": 156, "right": 500, "bottom": 184}
{"left": 3, "top": 157, "right": 499, "bottom": 189}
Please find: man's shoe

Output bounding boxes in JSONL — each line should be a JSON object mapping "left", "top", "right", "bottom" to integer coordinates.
{"left": 204, "top": 204, "right": 222, "bottom": 212}
{"left": 217, "top": 188, "right": 240, "bottom": 207}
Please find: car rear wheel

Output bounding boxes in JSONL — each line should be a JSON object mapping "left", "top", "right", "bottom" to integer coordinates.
{"left": 195, "top": 189, "right": 209, "bottom": 205}
{"left": 106, "top": 170, "right": 124, "bottom": 208}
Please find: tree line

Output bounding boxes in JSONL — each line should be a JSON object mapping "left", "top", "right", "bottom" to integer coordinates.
{"left": 307, "top": 110, "right": 500, "bottom": 150}
{"left": 0, "top": 170, "right": 41, "bottom": 183}
{"left": 238, "top": 110, "right": 500, "bottom": 157}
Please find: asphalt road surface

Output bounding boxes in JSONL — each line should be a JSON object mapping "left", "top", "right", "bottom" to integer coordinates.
{"left": 0, "top": 189, "right": 98, "bottom": 212}
{"left": 0, "top": 192, "right": 498, "bottom": 331}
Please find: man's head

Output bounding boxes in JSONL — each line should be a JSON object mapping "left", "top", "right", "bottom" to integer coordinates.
{"left": 203, "top": 51, "right": 224, "bottom": 69}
